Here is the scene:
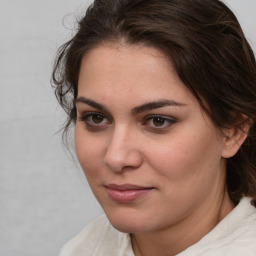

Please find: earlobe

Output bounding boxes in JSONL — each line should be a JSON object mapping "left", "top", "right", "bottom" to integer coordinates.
{"left": 221, "top": 117, "right": 251, "bottom": 158}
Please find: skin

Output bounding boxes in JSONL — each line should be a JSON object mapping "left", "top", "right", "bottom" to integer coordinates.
{"left": 75, "top": 44, "right": 241, "bottom": 256}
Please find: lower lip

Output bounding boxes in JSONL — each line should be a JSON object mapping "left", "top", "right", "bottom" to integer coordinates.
{"left": 106, "top": 188, "right": 153, "bottom": 203}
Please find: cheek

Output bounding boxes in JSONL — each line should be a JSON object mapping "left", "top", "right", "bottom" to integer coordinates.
{"left": 148, "top": 130, "right": 224, "bottom": 183}
{"left": 75, "top": 126, "right": 104, "bottom": 181}
{"left": 145, "top": 132, "right": 225, "bottom": 216}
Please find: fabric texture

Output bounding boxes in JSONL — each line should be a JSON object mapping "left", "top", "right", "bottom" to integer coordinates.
{"left": 60, "top": 197, "right": 256, "bottom": 256}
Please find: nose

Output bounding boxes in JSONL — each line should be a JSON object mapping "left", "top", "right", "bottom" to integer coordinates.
{"left": 103, "top": 126, "right": 143, "bottom": 172}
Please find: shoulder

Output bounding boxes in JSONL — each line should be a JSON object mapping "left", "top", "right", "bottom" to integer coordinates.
{"left": 59, "top": 214, "right": 133, "bottom": 256}
{"left": 178, "top": 197, "right": 256, "bottom": 256}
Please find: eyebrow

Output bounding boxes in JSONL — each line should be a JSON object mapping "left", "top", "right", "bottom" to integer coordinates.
{"left": 75, "top": 97, "right": 185, "bottom": 114}
{"left": 132, "top": 100, "right": 185, "bottom": 114}
{"left": 75, "top": 97, "right": 109, "bottom": 112}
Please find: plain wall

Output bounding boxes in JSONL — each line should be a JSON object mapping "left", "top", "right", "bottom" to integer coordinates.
{"left": 0, "top": 1, "right": 255, "bottom": 255}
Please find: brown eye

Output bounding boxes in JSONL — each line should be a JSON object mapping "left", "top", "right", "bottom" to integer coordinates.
{"left": 143, "top": 115, "right": 177, "bottom": 129}
{"left": 78, "top": 112, "right": 110, "bottom": 128}
{"left": 152, "top": 117, "right": 166, "bottom": 127}
{"left": 92, "top": 114, "right": 105, "bottom": 124}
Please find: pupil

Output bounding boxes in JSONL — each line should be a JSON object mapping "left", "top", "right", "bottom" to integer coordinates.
{"left": 153, "top": 117, "right": 165, "bottom": 126}
{"left": 92, "top": 115, "right": 103, "bottom": 123}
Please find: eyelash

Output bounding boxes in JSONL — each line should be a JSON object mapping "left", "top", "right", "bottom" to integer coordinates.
{"left": 78, "top": 112, "right": 111, "bottom": 129}
{"left": 78, "top": 112, "right": 177, "bottom": 131}
{"left": 143, "top": 115, "right": 177, "bottom": 129}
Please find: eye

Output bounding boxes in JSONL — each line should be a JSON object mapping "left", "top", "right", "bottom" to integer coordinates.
{"left": 143, "top": 115, "right": 176, "bottom": 129}
{"left": 89, "top": 114, "right": 106, "bottom": 124}
{"left": 78, "top": 112, "right": 110, "bottom": 128}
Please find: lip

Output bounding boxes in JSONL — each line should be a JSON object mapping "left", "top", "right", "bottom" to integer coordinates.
{"left": 105, "top": 183, "right": 154, "bottom": 203}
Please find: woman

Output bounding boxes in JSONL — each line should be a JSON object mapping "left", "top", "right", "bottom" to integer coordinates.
{"left": 52, "top": 0, "right": 256, "bottom": 255}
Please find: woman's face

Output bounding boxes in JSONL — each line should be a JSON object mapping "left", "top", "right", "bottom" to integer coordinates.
{"left": 75, "top": 44, "right": 228, "bottom": 233}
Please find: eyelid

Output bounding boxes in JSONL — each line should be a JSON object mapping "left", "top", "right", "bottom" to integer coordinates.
{"left": 78, "top": 111, "right": 177, "bottom": 132}
{"left": 144, "top": 114, "right": 176, "bottom": 120}
{"left": 78, "top": 110, "right": 110, "bottom": 119}
{"left": 78, "top": 111, "right": 112, "bottom": 127}
{"left": 143, "top": 114, "right": 177, "bottom": 128}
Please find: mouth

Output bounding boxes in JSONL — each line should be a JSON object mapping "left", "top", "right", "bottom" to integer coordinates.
{"left": 105, "top": 183, "right": 155, "bottom": 203}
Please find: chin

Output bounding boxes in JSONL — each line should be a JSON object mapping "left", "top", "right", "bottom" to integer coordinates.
{"left": 104, "top": 207, "right": 155, "bottom": 233}
{"left": 110, "top": 219, "right": 147, "bottom": 234}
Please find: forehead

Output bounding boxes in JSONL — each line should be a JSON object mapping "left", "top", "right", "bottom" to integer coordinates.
{"left": 77, "top": 44, "right": 197, "bottom": 107}
{"left": 79, "top": 43, "right": 170, "bottom": 78}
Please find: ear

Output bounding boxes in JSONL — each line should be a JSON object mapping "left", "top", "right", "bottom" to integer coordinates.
{"left": 221, "top": 115, "right": 252, "bottom": 158}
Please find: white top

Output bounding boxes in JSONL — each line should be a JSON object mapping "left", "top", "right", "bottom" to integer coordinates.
{"left": 60, "top": 197, "right": 256, "bottom": 256}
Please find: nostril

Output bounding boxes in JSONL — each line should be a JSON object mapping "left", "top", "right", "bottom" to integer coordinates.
{"left": 103, "top": 128, "right": 143, "bottom": 172}
{"left": 103, "top": 149, "right": 143, "bottom": 173}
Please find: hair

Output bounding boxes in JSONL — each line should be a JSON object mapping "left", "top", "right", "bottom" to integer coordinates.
{"left": 52, "top": 0, "right": 256, "bottom": 204}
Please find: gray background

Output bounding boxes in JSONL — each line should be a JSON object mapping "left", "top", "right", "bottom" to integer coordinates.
{"left": 0, "top": 0, "right": 255, "bottom": 255}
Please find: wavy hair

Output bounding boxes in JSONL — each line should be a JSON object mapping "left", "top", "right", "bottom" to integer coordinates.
{"left": 52, "top": 0, "right": 256, "bottom": 204}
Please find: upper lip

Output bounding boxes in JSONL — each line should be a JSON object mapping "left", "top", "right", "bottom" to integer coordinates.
{"left": 106, "top": 183, "right": 154, "bottom": 191}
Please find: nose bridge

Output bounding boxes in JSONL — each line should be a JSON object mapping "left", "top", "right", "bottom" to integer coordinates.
{"left": 104, "top": 124, "right": 142, "bottom": 172}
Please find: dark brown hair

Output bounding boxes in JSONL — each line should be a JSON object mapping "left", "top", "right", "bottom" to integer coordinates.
{"left": 52, "top": 0, "right": 256, "bottom": 204}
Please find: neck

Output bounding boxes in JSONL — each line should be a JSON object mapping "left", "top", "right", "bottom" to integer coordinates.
{"left": 132, "top": 189, "right": 234, "bottom": 256}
